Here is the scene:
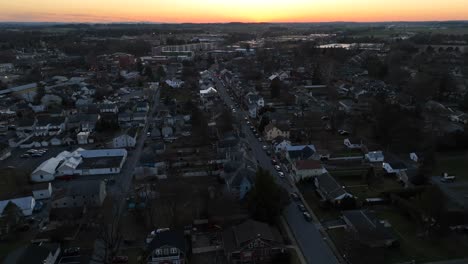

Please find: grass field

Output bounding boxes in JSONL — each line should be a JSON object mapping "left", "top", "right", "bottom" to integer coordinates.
{"left": 433, "top": 152, "right": 468, "bottom": 181}
{"left": 327, "top": 206, "right": 468, "bottom": 264}
{"left": 377, "top": 207, "right": 468, "bottom": 263}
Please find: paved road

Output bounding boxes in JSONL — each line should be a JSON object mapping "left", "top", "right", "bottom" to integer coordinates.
{"left": 90, "top": 87, "right": 160, "bottom": 263}
{"left": 214, "top": 76, "right": 340, "bottom": 264}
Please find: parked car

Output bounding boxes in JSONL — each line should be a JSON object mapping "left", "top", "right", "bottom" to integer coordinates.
{"left": 266, "top": 150, "right": 272, "bottom": 156}
{"left": 278, "top": 172, "right": 285, "bottom": 178}
{"left": 262, "top": 145, "right": 268, "bottom": 150}
{"left": 338, "top": 129, "right": 350, "bottom": 136}
{"left": 31, "top": 153, "right": 44, "bottom": 157}
{"left": 274, "top": 165, "right": 281, "bottom": 171}
{"left": 290, "top": 192, "right": 300, "bottom": 201}
{"left": 297, "top": 204, "right": 306, "bottom": 212}
{"left": 63, "top": 247, "right": 80, "bottom": 256}
{"left": 271, "top": 159, "right": 278, "bottom": 165}
{"left": 20, "top": 154, "right": 31, "bottom": 158}
{"left": 303, "top": 212, "right": 312, "bottom": 222}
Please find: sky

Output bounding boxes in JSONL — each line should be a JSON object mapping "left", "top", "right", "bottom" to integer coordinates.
{"left": 0, "top": 0, "right": 467, "bottom": 23}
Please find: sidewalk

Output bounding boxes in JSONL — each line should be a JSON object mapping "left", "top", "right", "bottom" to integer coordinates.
{"left": 280, "top": 216, "right": 307, "bottom": 264}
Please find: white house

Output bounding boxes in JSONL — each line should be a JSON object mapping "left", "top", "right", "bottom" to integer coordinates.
{"left": 74, "top": 148, "right": 128, "bottom": 175}
{"left": 77, "top": 131, "right": 92, "bottom": 145}
{"left": 409, "top": 152, "right": 424, "bottom": 163}
{"left": 344, "top": 138, "right": 363, "bottom": 149}
{"left": 0, "top": 196, "right": 36, "bottom": 216}
{"left": 165, "top": 79, "right": 184, "bottom": 88}
{"left": 383, "top": 162, "right": 408, "bottom": 174}
{"left": 32, "top": 183, "right": 53, "bottom": 200}
{"left": 113, "top": 128, "right": 138, "bottom": 148}
{"left": 274, "top": 139, "right": 291, "bottom": 153}
{"left": 31, "top": 157, "right": 62, "bottom": 182}
{"left": 365, "top": 151, "right": 385, "bottom": 163}
{"left": 292, "top": 160, "right": 327, "bottom": 182}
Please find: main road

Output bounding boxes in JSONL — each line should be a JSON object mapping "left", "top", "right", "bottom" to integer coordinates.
{"left": 213, "top": 76, "right": 340, "bottom": 264}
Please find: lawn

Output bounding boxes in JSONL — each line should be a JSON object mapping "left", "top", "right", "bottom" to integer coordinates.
{"left": 297, "top": 183, "right": 341, "bottom": 222}
{"left": 433, "top": 152, "right": 468, "bottom": 181}
{"left": 327, "top": 206, "right": 468, "bottom": 264}
{"left": 160, "top": 86, "right": 193, "bottom": 103}
{"left": 377, "top": 207, "right": 468, "bottom": 263}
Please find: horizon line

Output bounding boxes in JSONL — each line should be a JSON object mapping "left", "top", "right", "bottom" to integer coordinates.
{"left": 0, "top": 19, "right": 468, "bottom": 25}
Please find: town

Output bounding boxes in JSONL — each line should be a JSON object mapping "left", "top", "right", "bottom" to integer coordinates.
{"left": 0, "top": 21, "right": 468, "bottom": 264}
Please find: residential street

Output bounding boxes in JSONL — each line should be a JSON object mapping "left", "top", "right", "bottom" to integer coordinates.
{"left": 214, "top": 76, "right": 340, "bottom": 264}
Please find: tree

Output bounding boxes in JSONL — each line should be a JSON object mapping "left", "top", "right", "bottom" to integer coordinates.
{"left": 1, "top": 202, "right": 24, "bottom": 234}
{"left": 218, "top": 108, "right": 234, "bottom": 134}
{"left": 92, "top": 202, "right": 123, "bottom": 263}
{"left": 246, "top": 168, "right": 288, "bottom": 223}
{"left": 33, "top": 84, "right": 45, "bottom": 104}
{"left": 270, "top": 78, "right": 281, "bottom": 98}
{"left": 156, "top": 66, "right": 166, "bottom": 81}
{"left": 0, "top": 80, "right": 7, "bottom": 90}
{"left": 312, "top": 66, "right": 322, "bottom": 85}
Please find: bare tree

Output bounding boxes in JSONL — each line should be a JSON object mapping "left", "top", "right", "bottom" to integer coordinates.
{"left": 92, "top": 201, "right": 123, "bottom": 263}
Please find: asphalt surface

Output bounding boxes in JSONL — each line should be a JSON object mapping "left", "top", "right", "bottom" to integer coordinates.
{"left": 214, "top": 76, "right": 340, "bottom": 264}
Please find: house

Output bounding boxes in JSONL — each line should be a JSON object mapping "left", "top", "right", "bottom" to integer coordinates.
{"left": 409, "top": 152, "right": 424, "bottom": 163}
{"left": 339, "top": 99, "right": 355, "bottom": 114}
{"left": 365, "top": 151, "right": 385, "bottom": 163}
{"left": 136, "top": 102, "right": 150, "bottom": 112}
{"left": 31, "top": 157, "right": 62, "bottom": 182}
{"left": 113, "top": 127, "right": 138, "bottom": 148}
{"left": 68, "top": 113, "right": 99, "bottom": 132}
{"left": 77, "top": 131, "right": 92, "bottom": 145}
{"left": 0, "top": 143, "right": 11, "bottom": 161}
{"left": 4, "top": 243, "right": 61, "bottom": 264}
{"left": 165, "top": 79, "right": 184, "bottom": 88}
{"left": 32, "top": 183, "right": 53, "bottom": 200}
{"left": 133, "top": 112, "right": 147, "bottom": 126}
{"left": 15, "top": 118, "right": 36, "bottom": 137}
{"left": 292, "top": 160, "right": 327, "bottom": 182}
{"left": 263, "top": 123, "right": 290, "bottom": 141}
{"left": 118, "top": 112, "right": 133, "bottom": 126}
{"left": 344, "top": 138, "right": 364, "bottom": 149}
{"left": 223, "top": 219, "right": 285, "bottom": 264}
{"left": 247, "top": 104, "right": 258, "bottom": 119}
{"left": 0, "top": 196, "right": 36, "bottom": 216}
{"left": 342, "top": 210, "right": 398, "bottom": 248}
{"left": 52, "top": 180, "right": 106, "bottom": 208}
{"left": 35, "top": 115, "right": 66, "bottom": 136}
{"left": 286, "top": 145, "right": 316, "bottom": 163}
{"left": 74, "top": 149, "right": 127, "bottom": 175}
{"left": 274, "top": 139, "right": 291, "bottom": 154}
{"left": 146, "top": 230, "right": 187, "bottom": 264}
{"left": 161, "top": 126, "right": 174, "bottom": 138}
{"left": 224, "top": 166, "right": 256, "bottom": 200}
{"left": 99, "top": 104, "right": 118, "bottom": 114}
{"left": 314, "top": 173, "right": 354, "bottom": 206}
{"left": 382, "top": 162, "right": 407, "bottom": 174}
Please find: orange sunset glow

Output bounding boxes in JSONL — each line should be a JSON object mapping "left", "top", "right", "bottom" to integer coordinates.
{"left": 0, "top": 0, "right": 467, "bottom": 23}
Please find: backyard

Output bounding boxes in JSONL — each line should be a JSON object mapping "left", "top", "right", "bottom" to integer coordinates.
{"left": 327, "top": 206, "right": 468, "bottom": 264}
{"left": 433, "top": 152, "right": 468, "bottom": 181}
